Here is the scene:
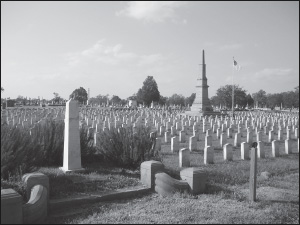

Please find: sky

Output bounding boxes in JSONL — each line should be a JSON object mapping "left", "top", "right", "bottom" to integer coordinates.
{"left": 1, "top": 1, "right": 299, "bottom": 100}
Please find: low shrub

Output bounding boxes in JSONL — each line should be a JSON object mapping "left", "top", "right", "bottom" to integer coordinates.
{"left": 95, "top": 125, "right": 161, "bottom": 169}
{"left": 1, "top": 124, "right": 42, "bottom": 180}
{"left": 1, "top": 119, "right": 97, "bottom": 179}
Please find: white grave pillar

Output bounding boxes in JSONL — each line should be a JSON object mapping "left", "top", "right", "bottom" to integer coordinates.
{"left": 241, "top": 142, "right": 249, "bottom": 160}
{"left": 171, "top": 136, "right": 179, "bottom": 153}
{"left": 234, "top": 132, "right": 241, "bottom": 147}
{"left": 60, "top": 99, "right": 84, "bottom": 173}
{"left": 257, "top": 141, "right": 265, "bottom": 158}
{"left": 223, "top": 143, "right": 233, "bottom": 161}
{"left": 189, "top": 135, "right": 197, "bottom": 151}
{"left": 204, "top": 146, "right": 214, "bottom": 164}
{"left": 179, "top": 148, "right": 190, "bottom": 167}
{"left": 272, "top": 140, "right": 279, "bottom": 157}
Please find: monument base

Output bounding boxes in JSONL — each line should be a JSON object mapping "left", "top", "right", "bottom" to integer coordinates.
{"left": 59, "top": 167, "right": 85, "bottom": 174}
{"left": 180, "top": 111, "right": 223, "bottom": 117}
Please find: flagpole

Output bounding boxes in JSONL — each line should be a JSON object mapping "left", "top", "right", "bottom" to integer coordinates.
{"left": 232, "top": 58, "right": 234, "bottom": 118}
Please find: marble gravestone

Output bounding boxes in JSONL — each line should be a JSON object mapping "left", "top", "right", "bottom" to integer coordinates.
{"left": 60, "top": 99, "right": 84, "bottom": 173}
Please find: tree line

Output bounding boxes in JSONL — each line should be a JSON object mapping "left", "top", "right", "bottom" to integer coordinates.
{"left": 1, "top": 78, "right": 299, "bottom": 110}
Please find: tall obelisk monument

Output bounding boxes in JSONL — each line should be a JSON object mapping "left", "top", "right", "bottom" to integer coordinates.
{"left": 190, "top": 50, "right": 213, "bottom": 114}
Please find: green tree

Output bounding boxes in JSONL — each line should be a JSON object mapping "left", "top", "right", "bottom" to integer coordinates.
{"left": 111, "top": 95, "right": 122, "bottom": 105}
{"left": 216, "top": 85, "right": 248, "bottom": 109}
{"left": 158, "top": 95, "right": 168, "bottom": 106}
{"left": 246, "top": 94, "right": 254, "bottom": 108}
{"left": 1, "top": 87, "right": 4, "bottom": 92}
{"left": 52, "top": 92, "right": 63, "bottom": 104}
{"left": 252, "top": 89, "right": 267, "bottom": 108}
{"left": 136, "top": 89, "right": 143, "bottom": 105}
{"left": 138, "top": 76, "right": 160, "bottom": 106}
{"left": 210, "top": 95, "right": 221, "bottom": 108}
{"left": 282, "top": 91, "right": 297, "bottom": 109}
{"left": 70, "top": 87, "right": 88, "bottom": 105}
{"left": 168, "top": 94, "right": 185, "bottom": 106}
{"left": 185, "top": 93, "right": 196, "bottom": 106}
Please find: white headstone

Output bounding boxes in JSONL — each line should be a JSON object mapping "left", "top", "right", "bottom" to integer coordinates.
{"left": 241, "top": 142, "right": 249, "bottom": 160}
{"left": 179, "top": 148, "right": 190, "bottom": 167}
{"left": 171, "top": 136, "right": 179, "bottom": 153}
{"left": 285, "top": 139, "right": 292, "bottom": 154}
{"left": 223, "top": 143, "right": 233, "bottom": 161}
{"left": 234, "top": 132, "right": 241, "bottom": 147}
{"left": 272, "top": 140, "right": 279, "bottom": 157}
{"left": 257, "top": 141, "right": 265, "bottom": 158}
{"left": 60, "top": 99, "right": 84, "bottom": 173}
{"left": 204, "top": 146, "right": 214, "bottom": 164}
{"left": 189, "top": 135, "right": 197, "bottom": 151}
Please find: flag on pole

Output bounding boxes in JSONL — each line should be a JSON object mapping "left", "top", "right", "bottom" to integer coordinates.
{"left": 233, "top": 57, "right": 241, "bottom": 71}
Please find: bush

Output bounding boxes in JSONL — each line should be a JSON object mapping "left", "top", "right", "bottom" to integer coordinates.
{"left": 1, "top": 170, "right": 27, "bottom": 202}
{"left": 95, "top": 125, "right": 161, "bottom": 169}
{"left": 1, "top": 124, "right": 42, "bottom": 180}
{"left": 1, "top": 119, "right": 98, "bottom": 179}
{"left": 30, "top": 120, "right": 64, "bottom": 166}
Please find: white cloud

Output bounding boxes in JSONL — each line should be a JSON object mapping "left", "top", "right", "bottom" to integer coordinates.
{"left": 116, "top": 1, "right": 187, "bottom": 23}
{"left": 254, "top": 68, "right": 293, "bottom": 79}
{"left": 63, "top": 40, "right": 169, "bottom": 69}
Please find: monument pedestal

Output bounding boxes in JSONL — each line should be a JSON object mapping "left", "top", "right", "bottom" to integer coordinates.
{"left": 59, "top": 167, "right": 85, "bottom": 174}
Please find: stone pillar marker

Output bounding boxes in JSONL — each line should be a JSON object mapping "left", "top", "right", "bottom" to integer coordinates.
{"left": 223, "top": 143, "right": 233, "bottom": 161}
{"left": 171, "top": 136, "right": 179, "bottom": 153}
{"left": 60, "top": 99, "right": 84, "bottom": 173}
{"left": 241, "top": 142, "right": 249, "bottom": 160}
{"left": 179, "top": 148, "right": 190, "bottom": 167}
{"left": 272, "top": 140, "right": 279, "bottom": 157}
{"left": 204, "top": 146, "right": 214, "bottom": 164}
{"left": 234, "top": 132, "right": 241, "bottom": 147}
{"left": 257, "top": 141, "right": 265, "bottom": 158}
{"left": 249, "top": 146, "right": 257, "bottom": 202}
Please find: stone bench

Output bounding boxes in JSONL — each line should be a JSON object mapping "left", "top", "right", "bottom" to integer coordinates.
{"left": 1, "top": 173, "right": 49, "bottom": 224}
{"left": 155, "top": 173, "right": 189, "bottom": 196}
{"left": 141, "top": 161, "right": 207, "bottom": 196}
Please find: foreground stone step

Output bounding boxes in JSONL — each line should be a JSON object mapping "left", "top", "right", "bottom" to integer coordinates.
{"left": 49, "top": 185, "right": 151, "bottom": 216}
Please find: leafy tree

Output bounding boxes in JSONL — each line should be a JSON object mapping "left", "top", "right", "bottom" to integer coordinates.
{"left": 293, "top": 86, "right": 299, "bottom": 108}
{"left": 138, "top": 76, "right": 160, "bottom": 106}
{"left": 282, "top": 91, "right": 297, "bottom": 109}
{"left": 136, "top": 89, "right": 143, "bottom": 105}
{"left": 168, "top": 94, "right": 185, "bottom": 106}
{"left": 69, "top": 87, "right": 88, "bottom": 105}
{"left": 158, "top": 95, "right": 168, "bottom": 106}
{"left": 15, "top": 95, "right": 27, "bottom": 105}
{"left": 111, "top": 95, "right": 122, "bottom": 105}
{"left": 246, "top": 94, "right": 254, "bottom": 108}
{"left": 252, "top": 90, "right": 267, "bottom": 108}
{"left": 210, "top": 95, "right": 221, "bottom": 108}
{"left": 52, "top": 92, "right": 63, "bottom": 104}
{"left": 216, "top": 85, "right": 248, "bottom": 109}
{"left": 1, "top": 87, "right": 4, "bottom": 92}
{"left": 266, "top": 93, "right": 282, "bottom": 109}
{"left": 127, "top": 94, "right": 137, "bottom": 101}
{"left": 185, "top": 93, "right": 196, "bottom": 106}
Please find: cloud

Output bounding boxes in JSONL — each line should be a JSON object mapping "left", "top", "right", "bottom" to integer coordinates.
{"left": 254, "top": 68, "right": 293, "bottom": 79}
{"left": 219, "top": 43, "right": 243, "bottom": 51}
{"left": 116, "top": 1, "right": 187, "bottom": 23}
{"left": 63, "top": 39, "right": 171, "bottom": 69}
{"left": 64, "top": 40, "right": 139, "bottom": 67}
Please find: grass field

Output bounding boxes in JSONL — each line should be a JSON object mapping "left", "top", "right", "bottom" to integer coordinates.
{"left": 43, "top": 123, "right": 299, "bottom": 224}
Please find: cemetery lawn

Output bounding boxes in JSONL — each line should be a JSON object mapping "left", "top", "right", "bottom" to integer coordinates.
{"left": 45, "top": 135, "right": 299, "bottom": 224}
{"left": 37, "top": 162, "right": 141, "bottom": 199}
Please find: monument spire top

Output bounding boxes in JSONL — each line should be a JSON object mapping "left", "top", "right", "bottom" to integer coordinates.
{"left": 202, "top": 49, "right": 205, "bottom": 65}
